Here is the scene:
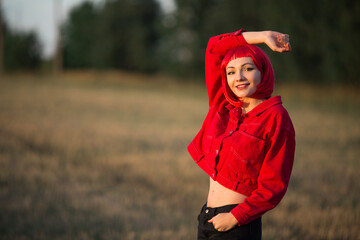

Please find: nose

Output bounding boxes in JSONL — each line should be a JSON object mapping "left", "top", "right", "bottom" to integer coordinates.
{"left": 235, "top": 70, "right": 245, "bottom": 81}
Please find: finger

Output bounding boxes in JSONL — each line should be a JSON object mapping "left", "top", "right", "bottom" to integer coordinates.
{"left": 287, "top": 43, "right": 292, "bottom": 51}
{"left": 280, "top": 45, "right": 291, "bottom": 52}
{"left": 284, "top": 36, "right": 290, "bottom": 44}
{"left": 276, "top": 47, "right": 288, "bottom": 53}
{"left": 278, "top": 34, "right": 289, "bottom": 44}
{"left": 279, "top": 40, "right": 291, "bottom": 51}
{"left": 272, "top": 46, "right": 284, "bottom": 52}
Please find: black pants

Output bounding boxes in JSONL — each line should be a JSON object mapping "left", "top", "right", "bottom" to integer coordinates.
{"left": 197, "top": 204, "right": 262, "bottom": 240}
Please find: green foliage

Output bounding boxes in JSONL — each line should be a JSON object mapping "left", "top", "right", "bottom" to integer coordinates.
{"left": 156, "top": 0, "right": 211, "bottom": 77}
{"left": 62, "top": 0, "right": 359, "bottom": 84}
{"left": 3, "top": 28, "right": 42, "bottom": 71}
{"left": 162, "top": 0, "right": 360, "bottom": 84}
{"left": 63, "top": 2, "right": 98, "bottom": 68}
{"left": 63, "top": 0, "right": 161, "bottom": 72}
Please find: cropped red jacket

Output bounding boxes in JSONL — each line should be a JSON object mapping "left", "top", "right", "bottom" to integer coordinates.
{"left": 187, "top": 30, "right": 295, "bottom": 226}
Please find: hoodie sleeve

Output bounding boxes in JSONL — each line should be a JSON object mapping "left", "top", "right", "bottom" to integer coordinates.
{"left": 205, "top": 29, "right": 247, "bottom": 107}
{"left": 187, "top": 29, "right": 248, "bottom": 162}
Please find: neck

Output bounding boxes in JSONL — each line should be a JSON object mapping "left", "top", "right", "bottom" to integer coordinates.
{"left": 240, "top": 97, "right": 265, "bottom": 113}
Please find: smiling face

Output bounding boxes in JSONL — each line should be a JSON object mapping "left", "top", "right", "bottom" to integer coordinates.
{"left": 226, "top": 57, "right": 261, "bottom": 100}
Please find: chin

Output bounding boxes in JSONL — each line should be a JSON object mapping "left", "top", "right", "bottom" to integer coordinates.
{"left": 234, "top": 93, "right": 251, "bottom": 99}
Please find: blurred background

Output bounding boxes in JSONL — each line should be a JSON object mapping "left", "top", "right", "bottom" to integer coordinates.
{"left": 0, "top": 0, "right": 359, "bottom": 83}
{"left": 0, "top": 0, "right": 359, "bottom": 239}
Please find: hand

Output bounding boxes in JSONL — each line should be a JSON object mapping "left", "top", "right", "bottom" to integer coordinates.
{"left": 208, "top": 213, "right": 238, "bottom": 232}
{"left": 264, "top": 31, "right": 291, "bottom": 52}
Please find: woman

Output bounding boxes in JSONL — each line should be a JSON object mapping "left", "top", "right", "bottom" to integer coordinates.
{"left": 187, "top": 29, "right": 295, "bottom": 240}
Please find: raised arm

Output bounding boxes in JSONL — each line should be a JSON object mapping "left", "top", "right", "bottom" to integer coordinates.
{"left": 243, "top": 31, "right": 291, "bottom": 52}
{"left": 205, "top": 30, "right": 291, "bottom": 107}
{"left": 205, "top": 29, "right": 247, "bottom": 107}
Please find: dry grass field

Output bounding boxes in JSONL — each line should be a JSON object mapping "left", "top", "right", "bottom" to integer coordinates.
{"left": 0, "top": 72, "right": 359, "bottom": 240}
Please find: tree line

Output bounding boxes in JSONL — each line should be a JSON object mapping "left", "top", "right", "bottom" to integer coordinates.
{"left": 0, "top": 0, "right": 42, "bottom": 72}
{"left": 1, "top": 0, "right": 359, "bottom": 84}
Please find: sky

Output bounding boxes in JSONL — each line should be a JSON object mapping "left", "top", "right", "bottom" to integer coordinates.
{"left": 1, "top": 0, "right": 175, "bottom": 58}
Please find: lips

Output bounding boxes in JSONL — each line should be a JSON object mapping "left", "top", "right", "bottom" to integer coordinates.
{"left": 235, "top": 83, "right": 249, "bottom": 89}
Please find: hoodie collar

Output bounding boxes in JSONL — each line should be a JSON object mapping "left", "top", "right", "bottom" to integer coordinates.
{"left": 226, "top": 96, "right": 282, "bottom": 117}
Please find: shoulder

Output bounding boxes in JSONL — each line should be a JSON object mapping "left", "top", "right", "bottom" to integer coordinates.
{"left": 264, "top": 101, "right": 294, "bottom": 135}
{"left": 270, "top": 103, "right": 290, "bottom": 118}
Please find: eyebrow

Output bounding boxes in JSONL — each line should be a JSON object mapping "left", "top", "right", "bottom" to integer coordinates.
{"left": 226, "top": 63, "right": 254, "bottom": 69}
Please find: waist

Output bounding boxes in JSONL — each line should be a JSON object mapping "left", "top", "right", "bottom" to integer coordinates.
{"left": 201, "top": 203, "right": 239, "bottom": 215}
{"left": 195, "top": 153, "right": 258, "bottom": 196}
{"left": 207, "top": 177, "right": 248, "bottom": 208}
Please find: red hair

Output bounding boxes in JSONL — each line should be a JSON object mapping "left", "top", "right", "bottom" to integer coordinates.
{"left": 220, "top": 45, "right": 275, "bottom": 107}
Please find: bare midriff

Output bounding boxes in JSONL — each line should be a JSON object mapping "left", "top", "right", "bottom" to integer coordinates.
{"left": 207, "top": 177, "right": 248, "bottom": 208}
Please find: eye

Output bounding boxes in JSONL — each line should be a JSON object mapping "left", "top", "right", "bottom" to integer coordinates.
{"left": 244, "top": 67, "right": 255, "bottom": 72}
{"left": 226, "top": 71, "right": 235, "bottom": 75}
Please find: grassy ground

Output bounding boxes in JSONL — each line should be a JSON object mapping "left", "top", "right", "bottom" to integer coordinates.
{"left": 0, "top": 71, "right": 359, "bottom": 240}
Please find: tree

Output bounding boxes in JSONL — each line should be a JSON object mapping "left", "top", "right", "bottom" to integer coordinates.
{"left": 156, "top": 0, "right": 214, "bottom": 77}
{"left": 63, "top": 1, "right": 98, "bottom": 68}
{"left": 53, "top": 0, "right": 63, "bottom": 73}
{"left": 0, "top": 0, "right": 3, "bottom": 75}
{"left": 169, "top": 0, "right": 360, "bottom": 84}
{"left": 63, "top": 0, "right": 161, "bottom": 72}
{"left": 63, "top": 0, "right": 360, "bottom": 84}
{"left": 3, "top": 29, "right": 42, "bottom": 71}
{"left": 0, "top": 0, "right": 42, "bottom": 72}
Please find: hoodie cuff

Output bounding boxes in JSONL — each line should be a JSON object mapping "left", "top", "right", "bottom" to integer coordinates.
{"left": 230, "top": 206, "right": 248, "bottom": 226}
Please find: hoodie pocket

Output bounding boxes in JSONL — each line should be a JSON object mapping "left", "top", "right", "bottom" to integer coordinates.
{"left": 227, "top": 131, "right": 266, "bottom": 177}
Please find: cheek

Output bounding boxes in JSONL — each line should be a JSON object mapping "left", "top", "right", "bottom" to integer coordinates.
{"left": 255, "top": 72, "right": 261, "bottom": 86}
{"left": 226, "top": 76, "right": 233, "bottom": 86}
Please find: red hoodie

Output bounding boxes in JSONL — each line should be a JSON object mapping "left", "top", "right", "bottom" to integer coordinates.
{"left": 187, "top": 30, "right": 295, "bottom": 225}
